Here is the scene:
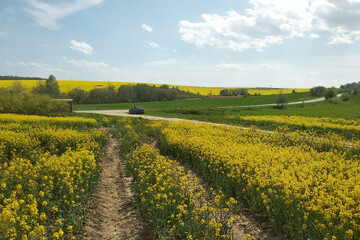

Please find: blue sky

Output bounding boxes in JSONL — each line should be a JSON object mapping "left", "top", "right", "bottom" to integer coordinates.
{"left": 1, "top": 0, "right": 360, "bottom": 88}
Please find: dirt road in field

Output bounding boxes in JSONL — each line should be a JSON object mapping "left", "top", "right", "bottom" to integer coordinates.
{"left": 84, "top": 135, "right": 153, "bottom": 240}
{"left": 76, "top": 109, "right": 203, "bottom": 122}
{"left": 74, "top": 110, "right": 264, "bottom": 134}
{"left": 74, "top": 96, "right": 329, "bottom": 122}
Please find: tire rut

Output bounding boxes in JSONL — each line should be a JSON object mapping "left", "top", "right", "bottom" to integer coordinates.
{"left": 84, "top": 135, "right": 153, "bottom": 240}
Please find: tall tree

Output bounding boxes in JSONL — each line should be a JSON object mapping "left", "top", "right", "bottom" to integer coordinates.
{"left": 32, "top": 80, "right": 47, "bottom": 95}
{"left": 45, "top": 75, "right": 60, "bottom": 98}
{"left": 276, "top": 94, "right": 287, "bottom": 108}
{"left": 11, "top": 81, "right": 24, "bottom": 93}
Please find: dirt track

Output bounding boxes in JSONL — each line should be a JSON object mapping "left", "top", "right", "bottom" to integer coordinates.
{"left": 75, "top": 109, "right": 196, "bottom": 122}
{"left": 74, "top": 96, "right": 328, "bottom": 123}
{"left": 84, "top": 135, "right": 153, "bottom": 240}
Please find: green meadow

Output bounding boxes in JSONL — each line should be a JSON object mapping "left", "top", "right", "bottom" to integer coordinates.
{"left": 74, "top": 92, "right": 313, "bottom": 110}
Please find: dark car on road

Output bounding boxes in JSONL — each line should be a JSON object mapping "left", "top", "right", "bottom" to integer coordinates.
{"left": 129, "top": 106, "right": 145, "bottom": 114}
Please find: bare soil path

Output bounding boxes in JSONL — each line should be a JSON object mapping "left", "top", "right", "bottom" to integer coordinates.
{"left": 84, "top": 134, "right": 153, "bottom": 240}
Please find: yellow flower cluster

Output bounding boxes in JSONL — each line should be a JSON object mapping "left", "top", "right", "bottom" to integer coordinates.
{"left": 0, "top": 124, "right": 106, "bottom": 164}
{"left": 234, "top": 115, "right": 360, "bottom": 139}
{"left": 235, "top": 126, "right": 360, "bottom": 159}
{"left": 247, "top": 88, "right": 309, "bottom": 95}
{"left": 128, "top": 144, "right": 236, "bottom": 239}
{"left": 116, "top": 118, "right": 142, "bottom": 155}
{"left": 151, "top": 121, "right": 360, "bottom": 239}
{"left": 118, "top": 118, "right": 236, "bottom": 239}
{"left": 0, "top": 114, "right": 98, "bottom": 128}
{"left": 0, "top": 114, "right": 107, "bottom": 239}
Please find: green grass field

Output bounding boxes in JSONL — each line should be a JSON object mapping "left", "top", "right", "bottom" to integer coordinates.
{"left": 73, "top": 92, "right": 359, "bottom": 131}
{"left": 74, "top": 92, "right": 314, "bottom": 110}
{"left": 145, "top": 95, "right": 360, "bottom": 122}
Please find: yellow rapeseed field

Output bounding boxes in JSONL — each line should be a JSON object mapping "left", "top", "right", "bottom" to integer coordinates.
{"left": 0, "top": 114, "right": 107, "bottom": 239}
{"left": 117, "top": 118, "right": 237, "bottom": 239}
{"left": 232, "top": 115, "right": 360, "bottom": 139}
{"left": 150, "top": 121, "right": 360, "bottom": 240}
{"left": 0, "top": 113, "right": 98, "bottom": 128}
{"left": 0, "top": 80, "right": 308, "bottom": 96}
{"left": 247, "top": 88, "right": 309, "bottom": 95}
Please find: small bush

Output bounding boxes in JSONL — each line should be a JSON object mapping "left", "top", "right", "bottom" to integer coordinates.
{"left": 325, "top": 88, "right": 336, "bottom": 100}
{"left": 328, "top": 97, "right": 341, "bottom": 104}
{"left": 340, "top": 92, "right": 352, "bottom": 102}
{"left": 0, "top": 92, "right": 69, "bottom": 115}
{"left": 276, "top": 94, "right": 287, "bottom": 108}
{"left": 310, "top": 86, "right": 326, "bottom": 97}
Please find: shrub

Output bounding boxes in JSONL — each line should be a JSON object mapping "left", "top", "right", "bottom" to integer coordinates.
{"left": 325, "top": 88, "right": 336, "bottom": 100}
{"left": 310, "top": 86, "right": 326, "bottom": 97}
{"left": 0, "top": 92, "right": 69, "bottom": 115}
{"left": 340, "top": 92, "right": 352, "bottom": 102}
{"left": 276, "top": 94, "right": 287, "bottom": 108}
{"left": 328, "top": 97, "right": 341, "bottom": 104}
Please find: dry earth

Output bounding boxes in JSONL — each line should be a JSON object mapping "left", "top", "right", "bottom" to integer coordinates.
{"left": 84, "top": 135, "right": 153, "bottom": 240}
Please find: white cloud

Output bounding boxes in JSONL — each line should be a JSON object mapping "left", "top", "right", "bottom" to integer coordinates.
{"left": 179, "top": 0, "right": 314, "bottom": 51}
{"left": 15, "top": 61, "right": 67, "bottom": 73}
{"left": 24, "top": 0, "right": 104, "bottom": 30}
{"left": 179, "top": 0, "right": 360, "bottom": 51}
{"left": 145, "top": 58, "right": 179, "bottom": 67}
{"left": 63, "top": 57, "right": 127, "bottom": 79}
{"left": 215, "top": 62, "right": 279, "bottom": 71}
{"left": 260, "top": 63, "right": 280, "bottom": 70}
{"left": 141, "top": 24, "right": 153, "bottom": 33}
{"left": 307, "top": 71, "right": 319, "bottom": 76}
{"left": 309, "top": 33, "right": 320, "bottom": 38}
{"left": 327, "top": 35, "right": 353, "bottom": 44}
{"left": 215, "top": 62, "right": 256, "bottom": 71}
{"left": 70, "top": 40, "right": 94, "bottom": 54}
{"left": 147, "top": 41, "right": 159, "bottom": 48}
{"left": 66, "top": 59, "right": 109, "bottom": 69}
{"left": 310, "top": 0, "right": 360, "bottom": 44}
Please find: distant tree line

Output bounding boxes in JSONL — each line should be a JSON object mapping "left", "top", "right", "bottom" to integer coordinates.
{"left": 340, "top": 81, "right": 360, "bottom": 96}
{"left": 310, "top": 86, "right": 337, "bottom": 100}
{"left": 0, "top": 75, "right": 45, "bottom": 80}
{"left": 310, "top": 86, "right": 327, "bottom": 97}
{"left": 219, "top": 88, "right": 249, "bottom": 97}
{"left": 0, "top": 80, "right": 68, "bottom": 116}
{"left": 0, "top": 91, "right": 68, "bottom": 115}
{"left": 68, "top": 84, "right": 197, "bottom": 104}
{"left": 0, "top": 75, "right": 68, "bottom": 115}
{"left": 310, "top": 82, "right": 360, "bottom": 104}
{"left": 6, "top": 75, "right": 198, "bottom": 104}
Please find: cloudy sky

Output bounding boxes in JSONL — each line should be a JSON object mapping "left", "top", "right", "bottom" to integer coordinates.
{"left": 1, "top": 0, "right": 360, "bottom": 88}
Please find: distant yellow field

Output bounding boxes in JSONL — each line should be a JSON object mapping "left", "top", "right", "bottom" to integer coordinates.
{"left": 0, "top": 80, "right": 308, "bottom": 96}
{"left": 248, "top": 88, "right": 309, "bottom": 95}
